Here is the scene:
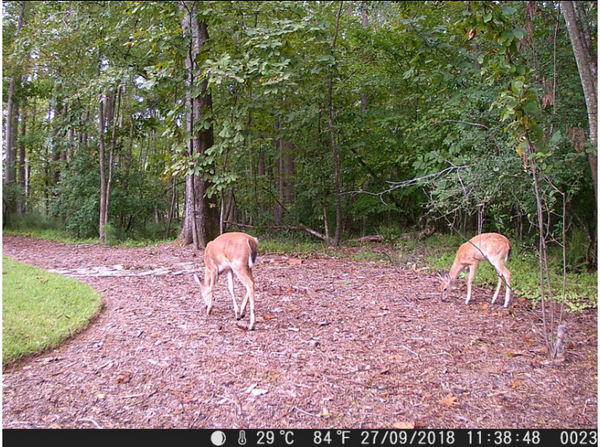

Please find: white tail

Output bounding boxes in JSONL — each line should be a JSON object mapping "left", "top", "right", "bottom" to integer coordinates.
{"left": 440, "top": 233, "right": 512, "bottom": 307}
{"left": 194, "top": 232, "right": 259, "bottom": 330}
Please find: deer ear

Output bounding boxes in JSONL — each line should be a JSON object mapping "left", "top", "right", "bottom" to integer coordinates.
{"left": 443, "top": 272, "right": 451, "bottom": 281}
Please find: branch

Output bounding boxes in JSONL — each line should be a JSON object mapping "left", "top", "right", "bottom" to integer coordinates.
{"left": 343, "top": 163, "right": 470, "bottom": 205}
{"left": 223, "top": 221, "right": 334, "bottom": 244}
{"left": 435, "top": 119, "right": 501, "bottom": 151}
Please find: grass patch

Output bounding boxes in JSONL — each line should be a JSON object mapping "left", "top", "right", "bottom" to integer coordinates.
{"left": 2, "top": 255, "right": 103, "bottom": 365}
{"left": 3, "top": 214, "right": 177, "bottom": 247}
{"left": 3, "top": 226, "right": 98, "bottom": 245}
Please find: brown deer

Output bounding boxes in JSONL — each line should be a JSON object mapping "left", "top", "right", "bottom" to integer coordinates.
{"left": 194, "top": 232, "right": 259, "bottom": 330}
{"left": 440, "top": 233, "right": 512, "bottom": 307}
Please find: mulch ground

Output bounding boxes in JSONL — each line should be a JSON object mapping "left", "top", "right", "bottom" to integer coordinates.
{"left": 2, "top": 235, "right": 597, "bottom": 429}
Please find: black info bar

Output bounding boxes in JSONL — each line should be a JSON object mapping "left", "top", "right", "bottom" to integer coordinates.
{"left": 4, "top": 428, "right": 597, "bottom": 446}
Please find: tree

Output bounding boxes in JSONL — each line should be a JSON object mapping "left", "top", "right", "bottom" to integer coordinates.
{"left": 561, "top": 1, "right": 597, "bottom": 201}
{"left": 3, "top": 0, "right": 27, "bottom": 223}
{"left": 327, "top": 2, "right": 344, "bottom": 246}
{"left": 178, "top": 1, "right": 219, "bottom": 248}
{"left": 2, "top": 0, "right": 595, "bottom": 257}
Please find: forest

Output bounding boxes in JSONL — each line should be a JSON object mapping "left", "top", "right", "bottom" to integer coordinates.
{"left": 2, "top": 1, "right": 598, "bottom": 430}
{"left": 2, "top": 1, "right": 597, "bottom": 262}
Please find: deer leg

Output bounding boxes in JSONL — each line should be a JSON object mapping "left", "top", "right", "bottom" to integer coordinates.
{"left": 202, "top": 270, "right": 216, "bottom": 315}
{"left": 502, "top": 268, "right": 512, "bottom": 307}
{"left": 238, "top": 270, "right": 254, "bottom": 318}
{"left": 237, "top": 270, "right": 255, "bottom": 329}
{"left": 227, "top": 270, "right": 240, "bottom": 320}
{"left": 247, "top": 292, "right": 255, "bottom": 330}
{"left": 491, "top": 275, "right": 503, "bottom": 304}
{"left": 465, "top": 264, "right": 477, "bottom": 305}
{"left": 489, "top": 261, "right": 511, "bottom": 306}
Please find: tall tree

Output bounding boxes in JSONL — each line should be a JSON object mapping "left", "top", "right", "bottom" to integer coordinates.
{"left": 178, "top": 1, "right": 219, "bottom": 248}
{"left": 327, "top": 1, "right": 344, "bottom": 246}
{"left": 561, "top": 1, "right": 597, "bottom": 201}
{"left": 3, "top": 0, "right": 27, "bottom": 220}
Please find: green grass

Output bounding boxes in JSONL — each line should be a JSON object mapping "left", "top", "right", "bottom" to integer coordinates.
{"left": 2, "top": 255, "right": 103, "bottom": 365}
{"left": 3, "top": 226, "right": 98, "bottom": 245}
{"left": 3, "top": 213, "right": 177, "bottom": 247}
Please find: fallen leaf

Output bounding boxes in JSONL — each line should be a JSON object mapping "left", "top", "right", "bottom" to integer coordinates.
{"left": 388, "top": 354, "right": 402, "bottom": 361}
{"left": 116, "top": 371, "right": 133, "bottom": 384}
{"left": 522, "top": 333, "right": 534, "bottom": 343}
{"left": 504, "top": 351, "right": 524, "bottom": 357}
{"left": 440, "top": 395, "right": 458, "bottom": 406}
{"left": 393, "top": 421, "right": 415, "bottom": 429}
{"left": 289, "top": 258, "right": 303, "bottom": 265}
{"left": 510, "top": 380, "right": 524, "bottom": 389}
{"left": 530, "top": 358, "right": 542, "bottom": 368}
{"left": 263, "top": 314, "right": 277, "bottom": 320}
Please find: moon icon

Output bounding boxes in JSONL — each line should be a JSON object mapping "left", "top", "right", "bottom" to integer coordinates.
{"left": 210, "top": 430, "right": 227, "bottom": 446}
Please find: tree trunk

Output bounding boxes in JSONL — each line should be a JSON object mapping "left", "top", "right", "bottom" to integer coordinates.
{"left": 18, "top": 105, "right": 27, "bottom": 214}
{"left": 561, "top": 1, "right": 598, "bottom": 201}
{"left": 3, "top": 1, "right": 26, "bottom": 223}
{"left": 4, "top": 76, "right": 17, "bottom": 186}
{"left": 275, "top": 122, "right": 284, "bottom": 223}
{"left": 98, "top": 96, "right": 108, "bottom": 241}
{"left": 178, "top": 2, "right": 219, "bottom": 249}
{"left": 327, "top": 1, "right": 344, "bottom": 246}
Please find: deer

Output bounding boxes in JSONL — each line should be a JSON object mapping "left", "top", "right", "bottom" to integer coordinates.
{"left": 194, "top": 232, "right": 259, "bottom": 330}
{"left": 440, "top": 232, "right": 512, "bottom": 307}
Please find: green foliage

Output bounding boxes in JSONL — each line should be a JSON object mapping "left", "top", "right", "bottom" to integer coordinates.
{"left": 2, "top": 1, "right": 595, "bottom": 271}
{"left": 102, "top": 224, "right": 126, "bottom": 246}
{"left": 4, "top": 211, "right": 64, "bottom": 233}
{"left": 2, "top": 255, "right": 103, "bottom": 365}
{"left": 50, "top": 151, "right": 100, "bottom": 238}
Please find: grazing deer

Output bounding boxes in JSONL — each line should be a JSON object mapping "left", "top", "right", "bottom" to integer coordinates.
{"left": 194, "top": 232, "right": 259, "bottom": 330}
{"left": 440, "top": 233, "right": 512, "bottom": 307}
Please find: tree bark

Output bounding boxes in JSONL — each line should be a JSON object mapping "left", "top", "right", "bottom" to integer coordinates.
{"left": 98, "top": 96, "right": 108, "bottom": 241}
{"left": 178, "top": 1, "right": 219, "bottom": 249}
{"left": 3, "top": 1, "right": 26, "bottom": 222}
{"left": 18, "top": 106, "right": 27, "bottom": 214}
{"left": 327, "top": 1, "right": 344, "bottom": 247}
{"left": 4, "top": 76, "right": 17, "bottom": 186}
{"left": 561, "top": 1, "right": 598, "bottom": 201}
